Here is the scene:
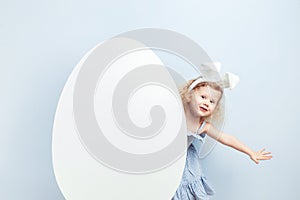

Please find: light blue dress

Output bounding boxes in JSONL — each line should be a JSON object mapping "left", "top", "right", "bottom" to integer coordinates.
{"left": 172, "top": 121, "right": 215, "bottom": 200}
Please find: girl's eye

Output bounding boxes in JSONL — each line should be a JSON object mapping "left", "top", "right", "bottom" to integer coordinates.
{"left": 210, "top": 100, "right": 215, "bottom": 104}
{"left": 201, "top": 95, "right": 206, "bottom": 99}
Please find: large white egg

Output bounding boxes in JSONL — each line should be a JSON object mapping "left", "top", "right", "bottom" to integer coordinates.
{"left": 52, "top": 31, "right": 188, "bottom": 200}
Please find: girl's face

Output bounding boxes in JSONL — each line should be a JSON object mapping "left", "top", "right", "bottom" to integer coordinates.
{"left": 187, "top": 85, "right": 222, "bottom": 118}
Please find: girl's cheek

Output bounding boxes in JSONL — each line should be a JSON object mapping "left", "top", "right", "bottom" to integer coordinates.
{"left": 211, "top": 106, "right": 216, "bottom": 112}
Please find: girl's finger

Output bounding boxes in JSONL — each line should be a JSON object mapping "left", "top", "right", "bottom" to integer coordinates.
{"left": 259, "top": 148, "right": 266, "bottom": 153}
{"left": 258, "top": 156, "right": 272, "bottom": 160}
{"left": 262, "top": 152, "right": 272, "bottom": 155}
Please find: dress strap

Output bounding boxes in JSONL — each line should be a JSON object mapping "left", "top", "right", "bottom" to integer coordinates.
{"left": 187, "top": 121, "right": 207, "bottom": 146}
{"left": 197, "top": 121, "right": 206, "bottom": 133}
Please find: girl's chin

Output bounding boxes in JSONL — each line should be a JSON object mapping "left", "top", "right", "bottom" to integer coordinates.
{"left": 199, "top": 112, "right": 210, "bottom": 117}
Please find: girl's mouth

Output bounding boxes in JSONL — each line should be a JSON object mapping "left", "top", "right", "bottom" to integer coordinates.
{"left": 200, "top": 106, "right": 208, "bottom": 112}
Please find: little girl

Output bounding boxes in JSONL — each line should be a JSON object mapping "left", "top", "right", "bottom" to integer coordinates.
{"left": 172, "top": 75, "right": 272, "bottom": 200}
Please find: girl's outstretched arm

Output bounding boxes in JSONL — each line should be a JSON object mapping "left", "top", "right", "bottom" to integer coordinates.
{"left": 202, "top": 122, "right": 272, "bottom": 164}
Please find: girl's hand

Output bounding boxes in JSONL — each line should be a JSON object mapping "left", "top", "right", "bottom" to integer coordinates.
{"left": 250, "top": 148, "right": 272, "bottom": 164}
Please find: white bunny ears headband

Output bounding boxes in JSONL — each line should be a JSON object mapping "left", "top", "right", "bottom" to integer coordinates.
{"left": 188, "top": 62, "right": 240, "bottom": 92}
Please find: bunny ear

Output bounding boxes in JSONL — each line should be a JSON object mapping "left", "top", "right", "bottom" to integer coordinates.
{"left": 218, "top": 72, "right": 240, "bottom": 89}
{"left": 201, "top": 62, "right": 221, "bottom": 72}
{"left": 189, "top": 62, "right": 240, "bottom": 92}
{"left": 200, "top": 62, "right": 222, "bottom": 80}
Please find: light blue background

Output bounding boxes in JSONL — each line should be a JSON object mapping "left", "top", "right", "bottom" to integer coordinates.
{"left": 1, "top": 0, "right": 299, "bottom": 199}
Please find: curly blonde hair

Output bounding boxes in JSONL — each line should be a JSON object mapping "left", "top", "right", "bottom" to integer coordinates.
{"left": 179, "top": 78, "right": 225, "bottom": 127}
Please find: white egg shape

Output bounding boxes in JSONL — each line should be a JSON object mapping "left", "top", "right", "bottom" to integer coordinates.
{"left": 52, "top": 30, "right": 188, "bottom": 200}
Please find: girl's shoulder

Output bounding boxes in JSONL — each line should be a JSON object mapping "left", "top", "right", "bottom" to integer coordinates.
{"left": 199, "top": 120, "right": 211, "bottom": 134}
